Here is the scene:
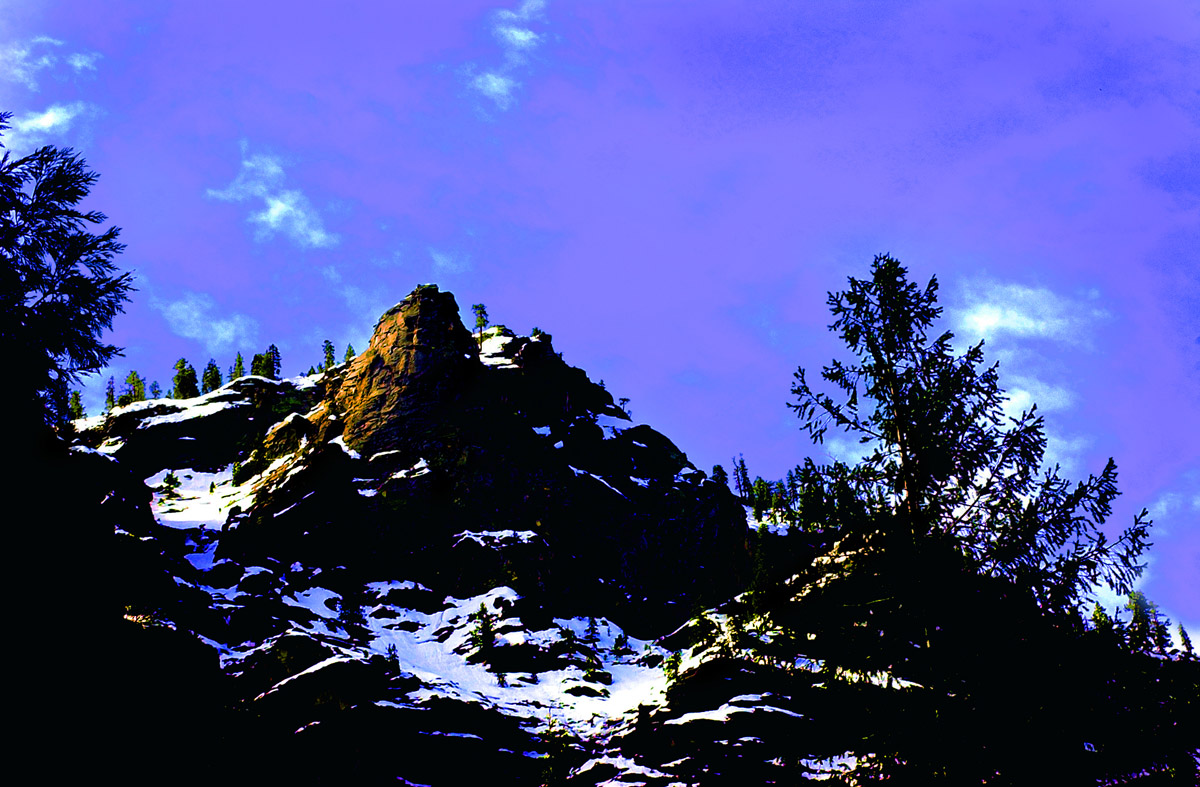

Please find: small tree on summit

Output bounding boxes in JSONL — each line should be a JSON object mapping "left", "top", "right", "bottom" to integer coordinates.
{"left": 250, "top": 345, "right": 281, "bottom": 379}
{"left": 68, "top": 390, "right": 85, "bottom": 420}
{"left": 472, "top": 303, "right": 489, "bottom": 349}
{"left": 201, "top": 359, "right": 222, "bottom": 394}
{"left": 231, "top": 351, "right": 245, "bottom": 380}
{"left": 322, "top": 339, "right": 335, "bottom": 371}
{"left": 344, "top": 343, "right": 356, "bottom": 363}
{"left": 172, "top": 358, "right": 199, "bottom": 399}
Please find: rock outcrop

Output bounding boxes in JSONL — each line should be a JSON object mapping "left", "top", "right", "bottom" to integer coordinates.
{"left": 335, "top": 284, "right": 477, "bottom": 458}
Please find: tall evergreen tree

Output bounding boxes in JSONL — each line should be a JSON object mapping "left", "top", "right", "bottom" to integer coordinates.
{"left": 691, "top": 255, "right": 1188, "bottom": 782}
{"left": 0, "top": 112, "right": 132, "bottom": 429}
{"left": 104, "top": 375, "right": 115, "bottom": 413}
{"left": 172, "top": 358, "right": 199, "bottom": 399}
{"left": 68, "top": 390, "right": 85, "bottom": 420}
{"left": 148, "top": 380, "right": 161, "bottom": 399}
{"left": 710, "top": 463, "right": 729, "bottom": 489}
{"left": 472, "top": 303, "right": 489, "bottom": 349}
{"left": 344, "top": 343, "right": 356, "bottom": 363}
{"left": 322, "top": 339, "right": 335, "bottom": 371}
{"left": 118, "top": 370, "right": 145, "bottom": 406}
{"left": 231, "top": 351, "right": 245, "bottom": 380}
{"left": 268, "top": 344, "right": 281, "bottom": 379}
{"left": 201, "top": 359, "right": 222, "bottom": 394}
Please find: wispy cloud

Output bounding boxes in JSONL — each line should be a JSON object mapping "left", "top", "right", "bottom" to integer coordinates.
{"left": 429, "top": 247, "right": 472, "bottom": 275}
{"left": 1001, "top": 375, "right": 1074, "bottom": 421}
{"left": 1, "top": 36, "right": 102, "bottom": 90}
{"left": 322, "top": 265, "right": 391, "bottom": 320}
{"left": 465, "top": 0, "right": 549, "bottom": 112}
{"left": 955, "top": 281, "right": 1107, "bottom": 347}
{"left": 155, "top": 292, "right": 260, "bottom": 356}
{"left": 953, "top": 278, "right": 1110, "bottom": 476}
{"left": 1, "top": 101, "right": 95, "bottom": 154}
{"left": 207, "top": 142, "right": 339, "bottom": 249}
{"left": 0, "top": 36, "right": 62, "bottom": 90}
{"left": 66, "top": 52, "right": 101, "bottom": 72}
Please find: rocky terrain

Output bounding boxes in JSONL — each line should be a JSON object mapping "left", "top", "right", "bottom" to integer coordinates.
{"left": 43, "top": 283, "right": 1196, "bottom": 785}
{"left": 65, "top": 284, "right": 820, "bottom": 784}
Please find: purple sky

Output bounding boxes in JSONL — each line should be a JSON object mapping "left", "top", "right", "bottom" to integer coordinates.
{"left": 4, "top": 1, "right": 1197, "bottom": 629}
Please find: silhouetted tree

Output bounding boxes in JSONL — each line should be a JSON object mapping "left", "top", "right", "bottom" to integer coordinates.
{"left": 231, "top": 351, "right": 244, "bottom": 380}
{"left": 322, "top": 339, "right": 335, "bottom": 371}
{"left": 201, "top": 359, "right": 221, "bottom": 394}
{"left": 172, "top": 358, "right": 198, "bottom": 399}
{"left": 118, "top": 370, "right": 145, "bottom": 406}
{"left": 68, "top": 390, "right": 85, "bottom": 420}
{"left": 1, "top": 111, "right": 132, "bottom": 428}
{"left": 693, "top": 255, "right": 1190, "bottom": 783}
{"left": 472, "top": 303, "right": 488, "bottom": 349}
{"left": 344, "top": 343, "right": 356, "bottom": 363}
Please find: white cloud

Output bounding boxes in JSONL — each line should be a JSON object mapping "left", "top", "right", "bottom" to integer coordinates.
{"left": 67, "top": 52, "right": 102, "bottom": 72}
{"left": 825, "top": 437, "right": 876, "bottom": 467}
{"left": 1001, "top": 376, "right": 1074, "bottom": 421}
{"left": 472, "top": 72, "right": 517, "bottom": 109}
{"left": 0, "top": 36, "right": 61, "bottom": 90}
{"left": 429, "top": 247, "right": 471, "bottom": 275}
{"left": 496, "top": 25, "right": 540, "bottom": 51}
{"left": 954, "top": 281, "right": 1108, "bottom": 347}
{"left": 1043, "top": 433, "right": 1090, "bottom": 476}
{"left": 1, "top": 36, "right": 102, "bottom": 89}
{"left": 2, "top": 101, "right": 94, "bottom": 154}
{"left": 155, "top": 292, "right": 259, "bottom": 356}
{"left": 465, "top": 0, "right": 549, "bottom": 112}
{"left": 207, "top": 143, "right": 338, "bottom": 250}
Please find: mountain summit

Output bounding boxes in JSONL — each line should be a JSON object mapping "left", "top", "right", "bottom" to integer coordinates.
{"left": 72, "top": 285, "right": 757, "bottom": 783}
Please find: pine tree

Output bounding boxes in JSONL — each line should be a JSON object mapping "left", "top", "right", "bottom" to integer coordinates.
{"left": 148, "top": 380, "right": 161, "bottom": 399}
{"left": 104, "top": 376, "right": 115, "bottom": 413}
{"left": 472, "top": 303, "right": 489, "bottom": 349}
{"left": 250, "top": 346, "right": 279, "bottom": 379}
{"left": 118, "top": 370, "right": 145, "bottom": 406}
{"left": 68, "top": 390, "right": 85, "bottom": 420}
{"left": 231, "top": 352, "right": 245, "bottom": 380}
{"left": 344, "top": 343, "right": 356, "bottom": 363}
{"left": 201, "top": 359, "right": 222, "bottom": 394}
{"left": 172, "top": 358, "right": 199, "bottom": 399}
{"left": 1178, "top": 623, "right": 1194, "bottom": 659}
{"left": 696, "top": 254, "right": 1178, "bottom": 782}
{"left": 711, "top": 464, "right": 729, "bottom": 489}
{"left": 322, "top": 339, "right": 335, "bottom": 371}
{"left": 1, "top": 112, "right": 132, "bottom": 429}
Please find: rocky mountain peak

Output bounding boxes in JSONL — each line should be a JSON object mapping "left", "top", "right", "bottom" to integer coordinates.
{"left": 335, "top": 284, "right": 478, "bottom": 457}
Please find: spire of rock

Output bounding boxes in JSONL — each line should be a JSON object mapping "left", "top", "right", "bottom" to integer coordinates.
{"left": 335, "top": 284, "right": 477, "bottom": 457}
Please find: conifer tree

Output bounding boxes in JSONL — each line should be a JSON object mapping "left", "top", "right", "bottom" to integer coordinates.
{"left": 472, "top": 303, "right": 489, "bottom": 349}
{"left": 118, "top": 370, "right": 145, "bottom": 406}
{"left": 344, "top": 343, "right": 356, "bottom": 363}
{"left": 711, "top": 464, "right": 729, "bottom": 489}
{"left": 322, "top": 339, "right": 335, "bottom": 371}
{"left": 104, "top": 376, "right": 115, "bottom": 412}
{"left": 201, "top": 359, "right": 222, "bottom": 394}
{"left": 172, "top": 358, "right": 199, "bottom": 399}
{"left": 68, "top": 390, "right": 85, "bottom": 420}
{"left": 697, "top": 254, "right": 1184, "bottom": 782}
{"left": 1, "top": 112, "right": 132, "bottom": 429}
{"left": 268, "top": 344, "right": 281, "bottom": 379}
{"left": 231, "top": 352, "right": 245, "bottom": 380}
{"left": 149, "top": 381, "right": 161, "bottom": 399}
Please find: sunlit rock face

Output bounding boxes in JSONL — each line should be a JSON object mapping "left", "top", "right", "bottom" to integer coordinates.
{"left": 336, "top": 284, "right": 478, "bottom": 458}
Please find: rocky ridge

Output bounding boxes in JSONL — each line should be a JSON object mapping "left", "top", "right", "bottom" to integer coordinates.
{"left": 75, "top": 284, "right": 800, "bottom": 784}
